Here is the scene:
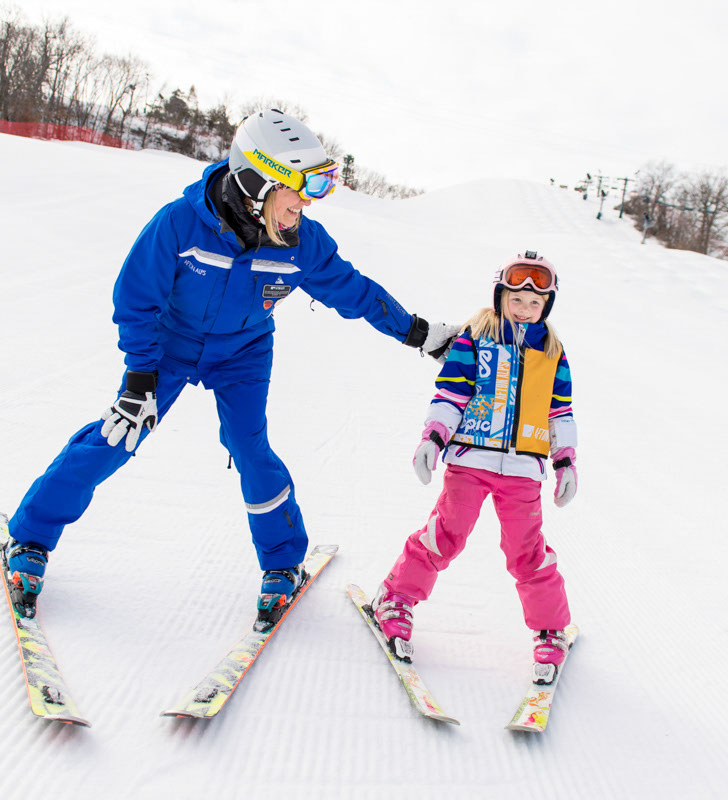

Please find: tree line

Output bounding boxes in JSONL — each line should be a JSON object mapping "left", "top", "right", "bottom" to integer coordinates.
{"left": 0, "top": 8, "right": 422, "bottom": 199}
{"left": 621, "top": 161, "right": 728, "bottom": 258}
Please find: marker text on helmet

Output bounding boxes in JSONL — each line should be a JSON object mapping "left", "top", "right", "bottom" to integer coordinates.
{"left": 242, "top": 149, "right": 303, "bottom": 191}
{"left": 252, "top": 149, "right": 292, "bottom": 178}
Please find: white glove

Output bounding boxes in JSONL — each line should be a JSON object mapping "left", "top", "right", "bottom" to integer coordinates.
{"left": 101, "top": 371, "right": 158, "bottom": 452}
{"left": 422, "top": 321, "right": 461, "bottom": 364}
{"left": 553, "top": 447, "right": 577, "bottom": 508}
{"left": 412, "top": 422, "right": 450, "bottom": 485}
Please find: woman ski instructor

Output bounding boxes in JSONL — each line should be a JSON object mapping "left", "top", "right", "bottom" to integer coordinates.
{"left": 2, "top": 109, "right": 458, "bottom": 621}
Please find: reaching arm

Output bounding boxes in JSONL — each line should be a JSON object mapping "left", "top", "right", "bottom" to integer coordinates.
{"left": 298, "top": 220, "right": 459, "bottom": 360}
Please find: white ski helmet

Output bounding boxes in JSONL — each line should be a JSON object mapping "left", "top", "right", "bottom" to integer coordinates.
{"left": 493, "top": 251, "right": 559, "bottom": 321}
{"left": 228, "top": 109, "right": 336, "bottom": 219}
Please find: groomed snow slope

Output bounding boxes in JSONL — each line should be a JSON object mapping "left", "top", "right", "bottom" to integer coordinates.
{"left": 0, "top": 134, "right": 725, "bottom": 799}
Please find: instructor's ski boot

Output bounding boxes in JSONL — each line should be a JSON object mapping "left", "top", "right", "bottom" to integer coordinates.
{"left": 1, "top": 537, "right": 48, "bottom": 619}
{"left": 370, "top": 584, "right": 415, "bottom": 662}
{"left": 532, "top": 629, "right": 568, "bottom": 684}
{"left": 255, "top": 564, "right": 308, "bottom": 632}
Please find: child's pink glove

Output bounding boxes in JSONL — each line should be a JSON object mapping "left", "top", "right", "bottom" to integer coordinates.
{"left": 413, "top": 421, "right": 450, "bottom": 485}
{"left": 552, "top": 447, "right": 577, "bottom": 507}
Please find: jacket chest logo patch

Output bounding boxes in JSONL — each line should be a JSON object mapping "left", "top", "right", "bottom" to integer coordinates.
{"left": 262, "top": 283, "right": 292, "bottom": 299}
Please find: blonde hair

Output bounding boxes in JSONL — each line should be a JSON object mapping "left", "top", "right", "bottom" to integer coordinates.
{"left": 463, "top": 289, "right": 562, "bottom": 359}
{"left": 264, "top": 191, "right": 301, "bottom": 246}
{"left": 242, "top": 192, "right": 301, "bottom": 247}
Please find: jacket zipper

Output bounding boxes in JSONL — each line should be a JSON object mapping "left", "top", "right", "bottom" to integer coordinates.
{"left": 241, "top": 275, "right": 259, "bottom": 328}
{"left": 509, "top": 337, "right": 526, "bottom": 450}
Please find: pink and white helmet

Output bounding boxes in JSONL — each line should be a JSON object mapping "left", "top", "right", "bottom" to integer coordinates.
{"left": 493, "top": 250, "right": 559, "bottom": 321}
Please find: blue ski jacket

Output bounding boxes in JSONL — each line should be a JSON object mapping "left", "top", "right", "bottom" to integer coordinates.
{"left": 112, "top": 159, "right": 415, "bottom": 388}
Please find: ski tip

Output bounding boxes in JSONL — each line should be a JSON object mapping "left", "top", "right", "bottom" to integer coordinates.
{"left": 160, "top": 709, "right": 212, "bottom": 720}
{"left": 310, "top": 544, "right": 339, "bottom": 556}
{"left": 427, "top": 714, "right": 460, "bottom": 726}
{"left": 505, "top": 722, "right": 545, "bottom": 733}
{"left": 41, "top": 714, "right": 92, "bottom": 727}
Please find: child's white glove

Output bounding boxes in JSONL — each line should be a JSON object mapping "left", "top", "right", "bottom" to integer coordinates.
{"left": 404, "top": 316, "right": 461, "bottom": 364}
{"left": 413, "top": 422, "right": 450, "bottom": 485}
{"left": 421, "top": 322, "right": 461, "bottom": 364}
{"left": 552, "top": 447, "right": 577, "bottom": 507}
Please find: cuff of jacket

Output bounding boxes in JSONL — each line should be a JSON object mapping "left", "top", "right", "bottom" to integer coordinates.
{"left": 404, "top": 314, "right": 429, "bottom": 348}
{"left": 125, "top": 370, "right": 158, "bottom": 393}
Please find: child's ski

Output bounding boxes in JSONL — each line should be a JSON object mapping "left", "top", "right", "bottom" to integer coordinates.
{"left": 0, "top": 514, "right": 91, "bottom": 727}
{"left": 161, "top": 544, "right": 338, "bottom": 720}
{"left": 346, "top": 583, "right": 459, "bottom": 725}
{"left": 506, "top": 623, "right": 579, "bottom": 733}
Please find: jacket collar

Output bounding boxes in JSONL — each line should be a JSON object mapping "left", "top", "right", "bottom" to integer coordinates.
{"left": 183, "top": 158, "right": 300, "bottom": 251}
{"left": 502, "top": 320, "right": 548, "bottom": 349}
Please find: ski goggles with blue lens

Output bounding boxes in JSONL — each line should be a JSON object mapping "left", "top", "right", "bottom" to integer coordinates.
{"left": 295, "top": 161, "right": 339, "bottom": 200}
{"left": 244, "top": 149, "right": 339, "bottom": 200}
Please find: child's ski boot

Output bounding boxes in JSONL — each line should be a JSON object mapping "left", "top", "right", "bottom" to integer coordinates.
{"left": 1, "top": 537, "right": 48, "bottom": 619}
{"left": 532, "top": 629, "right": 568, "bottom": 684}
{"left": 370, "top": 584, "right": 415, "bottom": 662}
{"left": 254, "top": 564, "right": 308, "bottom": 632}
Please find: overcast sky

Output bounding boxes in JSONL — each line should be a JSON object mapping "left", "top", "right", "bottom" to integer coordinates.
{"left": 13, "top": 0, "right": 728, "bottom": 190}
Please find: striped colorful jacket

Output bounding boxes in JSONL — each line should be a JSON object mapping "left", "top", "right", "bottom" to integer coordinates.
{"left": 426, "top": 322, "right": 576, "bottom": 479}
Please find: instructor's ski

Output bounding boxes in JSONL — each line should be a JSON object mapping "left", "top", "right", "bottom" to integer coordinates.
{"left": 162, "top": 544, "right": 338, "bottom": 720}
{"left": 0, "top": 513, "right": 90, "bottom": 727}
{"left": 346, "top": 583, "right": 459, "bottom": 725}
{"left": 506, "top": 623, "right": 579, "bottom": 733}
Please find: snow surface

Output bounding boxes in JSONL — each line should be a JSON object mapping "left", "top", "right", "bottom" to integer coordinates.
{"left": 0, "top": 134, "right": 725, "bottom": 799}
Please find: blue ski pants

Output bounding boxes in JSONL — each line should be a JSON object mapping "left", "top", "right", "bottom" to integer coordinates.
{"left": 9, "top": 364, "right": 308, "bottom": 571}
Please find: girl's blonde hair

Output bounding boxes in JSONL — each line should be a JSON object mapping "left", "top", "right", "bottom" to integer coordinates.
{"left": 463, "top": 289, "right": 562, "bottom": 359}
{"left": 243, "top": 191, "right": 302, "bottom": 246}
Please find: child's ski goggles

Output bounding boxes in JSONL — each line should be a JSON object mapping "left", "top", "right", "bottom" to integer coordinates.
{"left": 244, "top": 149, "right": 339, "bottom": 200}
{"left": 500, "top": 263, "right": 558, "bottom": 293}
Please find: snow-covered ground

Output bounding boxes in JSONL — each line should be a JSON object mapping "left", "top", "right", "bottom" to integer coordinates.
{"left": 0, "top": 134, "right": 725, "bottom": 799}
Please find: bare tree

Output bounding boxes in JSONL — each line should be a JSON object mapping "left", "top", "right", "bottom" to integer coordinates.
{"left": 237, "top": 97, "right": 309, "bottom": 124}
{"left": 355, "top": 166, "right": 390, "bottom": 198}
{"left": 65, "top": 48, "right": 105, "bottom": 128}
{"left": 315, "top": 132, "right": 343, "bottom": 162}
{"left": 0, "top": 10, "right": 42, "bottom": 120}
{"left": 636, "top": 161, "right": 676, "bottom": 238}
{"left": 39, "top": 17, "right": 86, "bottom": 124}
{"left": 99, "top": 54, "right": 146, "bottom": 138}
{"left": 684, "top": 171, "right": 728, "bottom": 255}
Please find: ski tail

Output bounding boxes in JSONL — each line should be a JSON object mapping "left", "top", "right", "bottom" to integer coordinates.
{"left": 347, "top": 583, "right": 459, "bottom": 725}
{"left": 161, "top": 544, "right": 338, "bottom": 720}
{"left": 1, "top": 513, "right": 90, "bottom": 726}
{"left": 506, "top": 623, "right": 578, "bottom": 733}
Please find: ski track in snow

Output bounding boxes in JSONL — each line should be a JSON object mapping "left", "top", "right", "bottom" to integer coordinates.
{"left": 0, "top": 134, "right": 725, "bottom": 799}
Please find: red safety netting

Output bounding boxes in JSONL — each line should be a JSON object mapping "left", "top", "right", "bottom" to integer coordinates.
{"left": 0, "top": 120, "right": 133, "bottom": 149}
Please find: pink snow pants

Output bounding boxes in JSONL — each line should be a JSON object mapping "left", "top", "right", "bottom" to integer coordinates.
{"left": 384, "top": 464, "right": 570, "bottom": 630}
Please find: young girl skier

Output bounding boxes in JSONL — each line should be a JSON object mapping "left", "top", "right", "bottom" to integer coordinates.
{"left": 371, "top": 251, "right": 577, "bottom": 678}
